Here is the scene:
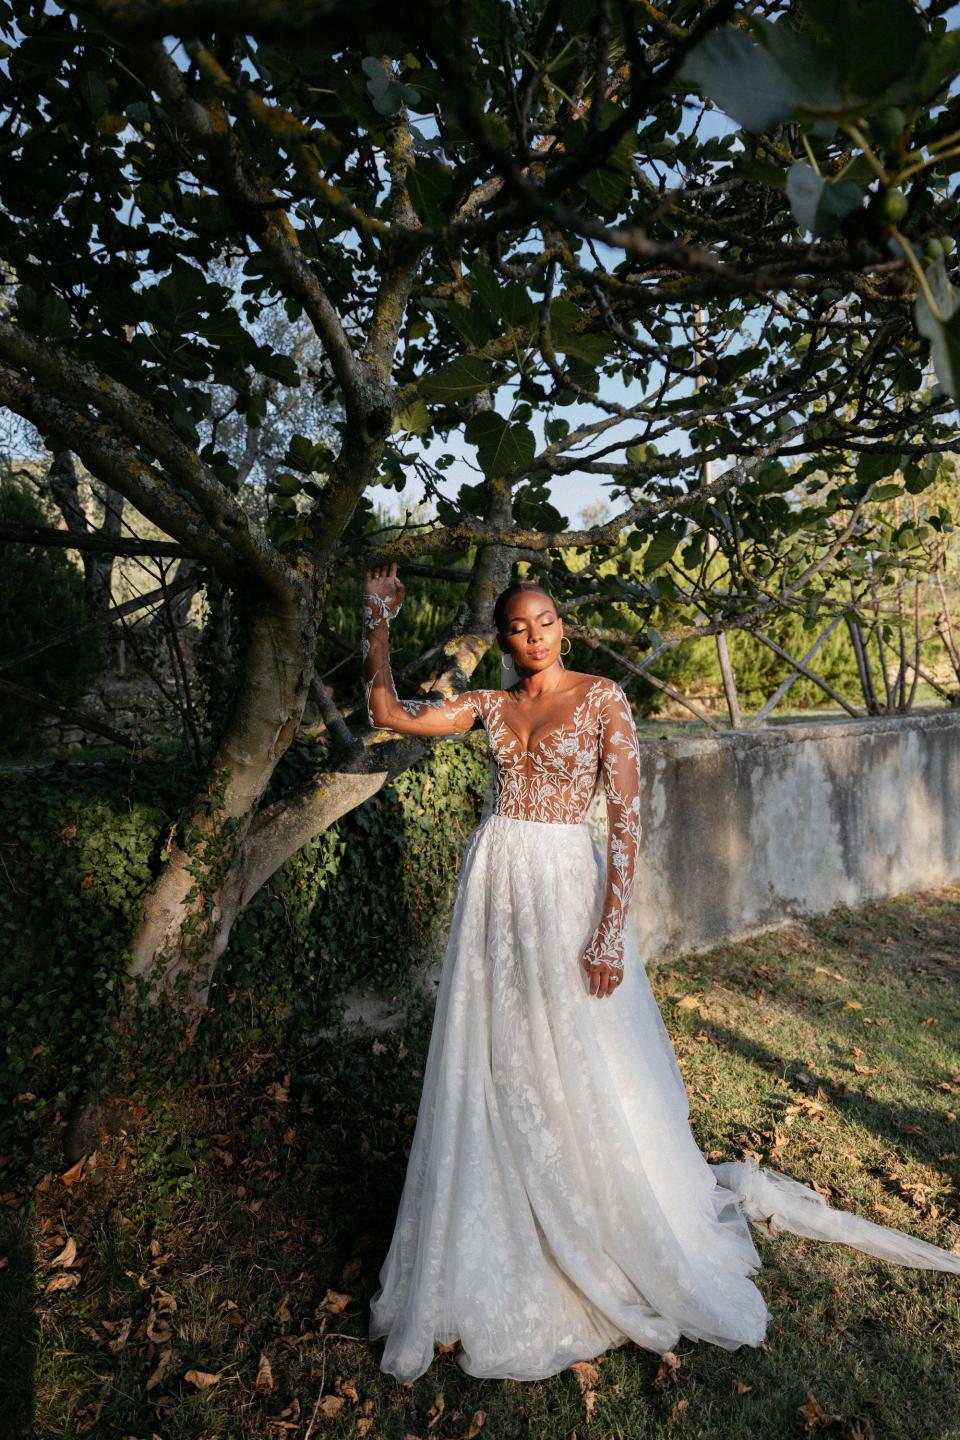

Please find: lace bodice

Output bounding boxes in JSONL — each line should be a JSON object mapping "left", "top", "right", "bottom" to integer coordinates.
{"left": 366, "top": 669, "right": 643, "bottom": 973}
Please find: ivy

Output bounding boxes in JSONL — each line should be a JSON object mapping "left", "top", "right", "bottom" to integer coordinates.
{"left": 0, "top": 741, "right": 489, "bottom": 1179}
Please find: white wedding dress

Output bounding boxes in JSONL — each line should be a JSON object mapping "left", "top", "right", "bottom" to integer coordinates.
{"left": 366, "top": 676, "right": 960, "bottom": 1383}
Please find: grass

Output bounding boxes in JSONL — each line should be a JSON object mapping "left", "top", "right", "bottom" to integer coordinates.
{"left": 1, "top": 889, "right": 958, "bottom": 1440}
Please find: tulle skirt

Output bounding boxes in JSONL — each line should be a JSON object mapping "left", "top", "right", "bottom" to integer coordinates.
{"left": 368, "top": 813, "right": 960, "bottom": 1383}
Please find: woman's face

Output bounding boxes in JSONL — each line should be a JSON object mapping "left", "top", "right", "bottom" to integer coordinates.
{"left": 498, "top": 589, "right": 563, "bottom": 678}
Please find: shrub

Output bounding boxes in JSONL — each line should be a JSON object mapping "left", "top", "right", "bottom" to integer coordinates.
{"left": 0, "top": 477, "right": 103, "bottom": 753}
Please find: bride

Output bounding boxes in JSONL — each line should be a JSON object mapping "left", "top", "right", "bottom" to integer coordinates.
{"left": 361, "top": 560, "right": 960, "bottom": 1383}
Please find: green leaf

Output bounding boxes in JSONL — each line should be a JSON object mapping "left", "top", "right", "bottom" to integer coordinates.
{"left": 800, "top": 0, "right": 925, "bottom": 103}
{"left": 270, "top": 472, "right": 302, "bottom": 496}
{"left": 361, "top": 56, "right": 420, "bottom": 116}
{"left": 407, "top": 155, "right": 454, "bottom": 226}
{"left": 641, "top": 524, "right": 686, "bottom": 575}
{"left": 79, "top": 69, "right": 110, "bottom": 119}
{"left": 152, "top": 262, "right": 209, "bottom": 327}
{"left": 15, "top": 286, "right": 72, "bottom": 339}
{"left": 285, "top": 434, "right": 331, "bottom": 473}
{"left": 254, "top": 350, "right": 301, "bottom": 387}
{"left": 549, "top": 300, "right": 614, "bottom": 364}
{"left": 914, "top": 257, "right": 960, "bottom": 406}
{"left": 420, "top": 354, "right": 492, "bottom": 403}
{"left": 857, "top": 451, "right": 901, "bottom": 485}
{"left": 512, "top": 484, "right": 567, "bottom": 531}
{"left": 786, "top": 162, "right": 862, "bottom": 238}
{"left": 392, "top": 398, "right": 430, "bottom": 435}
{"left": 465, "top": 412, "right": 535, "bottom": 478}
{"left": 471, "top": 262, "right": 535, "bottom": 330}
{"left": 679, "top": 21, "right": 840, "bottom": 132}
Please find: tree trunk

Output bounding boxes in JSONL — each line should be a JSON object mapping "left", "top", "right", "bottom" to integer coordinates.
{"left": 126, "top": 583, "right": 317, "bottom": 1020}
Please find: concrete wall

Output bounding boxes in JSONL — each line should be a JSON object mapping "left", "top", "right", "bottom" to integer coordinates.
{"left": 604, "top": 709, "right": 960, "bottom": 963}
{"left": 330, "top": 709, "right": 960, "bottom": 1030}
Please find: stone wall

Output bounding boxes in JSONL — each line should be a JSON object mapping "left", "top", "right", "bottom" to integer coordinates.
{"left": 611, "top": 709, "right": 960, "bottom": 963}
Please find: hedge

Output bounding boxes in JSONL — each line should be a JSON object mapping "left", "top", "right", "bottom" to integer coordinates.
{"left": 0, "top": 736, "right": 489, "bottom": 1177}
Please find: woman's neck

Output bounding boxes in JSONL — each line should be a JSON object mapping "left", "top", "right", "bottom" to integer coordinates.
{"left": 511, "top": 660, "right": 566, "bottom": 700}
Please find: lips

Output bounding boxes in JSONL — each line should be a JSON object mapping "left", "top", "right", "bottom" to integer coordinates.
{"left": 528, "top": 649, "right": 548, "bottom": 659}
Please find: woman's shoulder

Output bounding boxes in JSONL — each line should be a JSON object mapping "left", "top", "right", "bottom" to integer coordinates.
{"left": 570, "top": 672, "right": 624, "bottom": 700}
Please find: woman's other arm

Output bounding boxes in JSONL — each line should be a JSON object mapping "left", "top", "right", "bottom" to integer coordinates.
{"left": 580, "top": 680, "right": 643, "bottom": 995}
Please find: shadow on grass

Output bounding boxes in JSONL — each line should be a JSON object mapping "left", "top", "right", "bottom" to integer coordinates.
{"left": 0, "top": 1210, "right": 36, "bottom": 1439}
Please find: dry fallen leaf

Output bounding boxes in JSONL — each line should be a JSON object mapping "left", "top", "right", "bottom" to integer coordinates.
{"left": 146, "top": 1309, "right": 172, "bottom": 1345}
{"left": 670, "top": 1398, "right": 689, "bottom": 1422}
{"left": 676, "top": 994, "right": 701, "bottom": 1011}
{"left": 146, "top": 1346, "right": 174, "bottom": 1391}
{"left": 567, "top": 1360, "right": 601, "bottom": 1393}
{"left": 44, "top": 1270, "right": 80, "bottom": 1294}
{"left": 152, "top": 1286, "right": 178, "bottom": 1314}
{"left": 49, "top": 1236, "right": 78, "bottom": 1269}
{"left": 463, "top": 1410, "right": 487, "bottom": 1439}
{"left": 654, "top": 1350, "right": 681, "bottom": 1390}
{"left": 60, "top": 1155, "right": 88, "bottom": 1187}
{"left": 312, "top": 1399, "right": 345, "bottom": 1422}
{"left": 106, "top": 1317, "right": 132, "bottom": 1356}
{"left": 733, "top": 1377, "right": 753, "bottom": 1394}
{"left": 256, "top": 1353, "right": 274, "bottom": 1391}
{"left": 335, "top": 1377, "right": 359, "bottom": 1403}
{"left": 798, "top": 1391, "right": 841, "bottom": 1430}
{"left": 184, "top": 1369, "right": 221, "bottom": 1389}
{"left": 427, "top": 1390, "right": 445, "bottom": 1428}
{"left": 319, "top": 1289, "right": 352, "bottom": 1315}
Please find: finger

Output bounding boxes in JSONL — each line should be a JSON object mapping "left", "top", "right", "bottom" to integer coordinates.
{"left": 389, "top": 559, "right": 398, "bottom": 579}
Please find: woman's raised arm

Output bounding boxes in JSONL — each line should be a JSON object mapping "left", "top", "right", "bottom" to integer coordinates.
{"left": 363, "top": 562, "right": 484, "bottom": 737}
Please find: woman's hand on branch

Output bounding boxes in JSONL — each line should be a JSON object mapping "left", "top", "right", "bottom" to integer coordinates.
{"left": 364, "top": 559, "right": 405, "bottom": 628}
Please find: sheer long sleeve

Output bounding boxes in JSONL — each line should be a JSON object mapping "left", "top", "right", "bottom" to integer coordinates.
{"left": 362, "top": 592, "right": 483, "bottom": 737}
{"left": 581, "top": 681, "right": 643, "bottom": 974}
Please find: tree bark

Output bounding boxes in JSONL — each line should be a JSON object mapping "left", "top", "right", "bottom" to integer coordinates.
{"left": 127, "top": 580, "right": 317, "bottom": 1019}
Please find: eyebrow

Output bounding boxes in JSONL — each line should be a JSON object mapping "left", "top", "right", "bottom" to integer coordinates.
{"left": 507, "top": 610, "right": 555, "bottom": 624}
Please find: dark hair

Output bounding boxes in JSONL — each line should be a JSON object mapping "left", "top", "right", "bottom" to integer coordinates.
{"left": 493, "top": 579, "right": 557, "bottom": 637}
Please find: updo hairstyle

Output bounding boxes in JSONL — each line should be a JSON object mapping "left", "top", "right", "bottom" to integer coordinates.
{"left": 492, "top": 580, "right": 558, "bottom": 639}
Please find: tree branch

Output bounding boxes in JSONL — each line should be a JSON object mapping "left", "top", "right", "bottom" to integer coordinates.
{"left": 0, "top": 523, "right": 191, "bottom": 558}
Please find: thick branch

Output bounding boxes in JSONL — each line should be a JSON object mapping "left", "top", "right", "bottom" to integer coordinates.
{"left": 0, "top": 365, "right": 244, "bottom": 582}
{"left": 0, "top": 523, "right": 190, "bottom": 557}
{"left": 0, "top": 320, "right": 293, "bottom": 594}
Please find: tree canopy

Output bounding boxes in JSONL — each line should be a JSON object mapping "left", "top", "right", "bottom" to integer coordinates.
{"left": 2, "top": 0, "right": 960, "bottom": 1010}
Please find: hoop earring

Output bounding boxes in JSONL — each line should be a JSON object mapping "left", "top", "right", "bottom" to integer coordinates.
{"left": 559, "top": 636, "right": 572, "bottom": 655}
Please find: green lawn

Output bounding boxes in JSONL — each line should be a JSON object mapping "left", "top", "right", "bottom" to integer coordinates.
{"left": 2, "top": 889, "right": 958, "bottom": 1439}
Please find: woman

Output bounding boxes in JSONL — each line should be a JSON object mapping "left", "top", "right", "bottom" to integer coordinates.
{"left": 362, "top": 561, "right": 960, "bottom": 1383}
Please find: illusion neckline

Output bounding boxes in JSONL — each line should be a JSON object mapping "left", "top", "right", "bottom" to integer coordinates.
{"left": 494, "top": 676, "right": 609, "bottom": 758}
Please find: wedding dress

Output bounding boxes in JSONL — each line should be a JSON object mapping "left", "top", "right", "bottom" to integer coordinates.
{"left": 366, "top": 674, "right": 960, "bottom": 1383}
